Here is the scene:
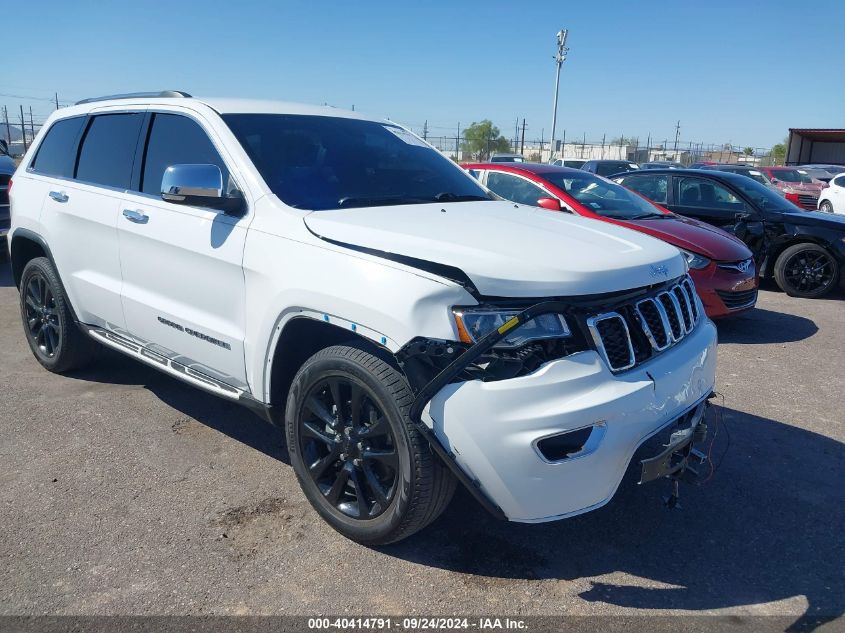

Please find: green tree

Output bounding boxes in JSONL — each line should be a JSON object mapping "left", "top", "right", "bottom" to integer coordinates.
{"left": 461, "top": 120, "right": 511, "bottom": 160}
{"left": 770, "top": 143, "right": 786, "bottom": 165}
{"left": 743, "top": 147, "right": 754, "bottom": 156}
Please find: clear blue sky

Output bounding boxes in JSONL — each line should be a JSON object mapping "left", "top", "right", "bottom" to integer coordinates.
{"left": 6, "top": 0, "right": 844, "bottom": 149}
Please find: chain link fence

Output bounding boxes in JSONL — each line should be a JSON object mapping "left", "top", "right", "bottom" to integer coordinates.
{"left": 419, "top": 132, "right": 776, "bottom": 167}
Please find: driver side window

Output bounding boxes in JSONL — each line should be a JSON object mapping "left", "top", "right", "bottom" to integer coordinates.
{"left": 486, "top": 171, "right": 548, "bottom": 207}
{"left": 141, "top": 113, "right": 230, "bottom": 195}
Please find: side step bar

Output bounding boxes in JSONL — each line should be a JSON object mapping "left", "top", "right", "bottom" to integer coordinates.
{"left": 81, "top": 325, "right": 276, "bottom": 423}
{"left": 85, "top": 326, "right": 244, "bottom": 399}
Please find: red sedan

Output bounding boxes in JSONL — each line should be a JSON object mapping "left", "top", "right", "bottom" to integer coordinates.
{"left": 463, "top": 162, "right": 758, "bottom": 318}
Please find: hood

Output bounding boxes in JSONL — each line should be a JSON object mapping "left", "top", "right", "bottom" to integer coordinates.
{"left": 619, "top": 214, "right": 752, "bottom": 262}
{"left": 780, "top": 209, "right": 845, "bottom": 229}
{"left": 774, "top": 180, "right": 824, "bottom": 194}
{"left": 304, "top": 201, "right": 686, "bottom": 297}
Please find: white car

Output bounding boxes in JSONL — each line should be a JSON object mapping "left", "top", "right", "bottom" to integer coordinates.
{"left": 818, "top": 173, "right": 845, "bottom": 214}
{"left": 8, "top": 92, "right": 717, "bottom": 544}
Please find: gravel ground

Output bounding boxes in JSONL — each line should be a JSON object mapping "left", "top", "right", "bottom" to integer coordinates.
{"left": 0, "top": 261, "right": 842, "bottom": 629}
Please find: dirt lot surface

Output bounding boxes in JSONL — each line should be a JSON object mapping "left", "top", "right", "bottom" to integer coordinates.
{"left": 1, "top": 261, "right": 842, "bottom": 629}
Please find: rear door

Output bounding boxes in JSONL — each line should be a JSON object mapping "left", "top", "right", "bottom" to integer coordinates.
{"left": 117, "top": 110, "right": 250, "bottom": 389}
{"left": 37, "top": 111, "right": 144, "bottom": 329}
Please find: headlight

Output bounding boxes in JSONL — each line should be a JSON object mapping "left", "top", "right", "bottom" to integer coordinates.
{"left": 452, "top": 307, "right": 571, "bottom": 348}
{"left": 680, "top": 249, "right": 711, "bottom": 270}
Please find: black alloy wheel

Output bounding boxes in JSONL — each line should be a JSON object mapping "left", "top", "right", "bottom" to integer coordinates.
{"left": 775, "top": 243, "right": 839, "bottom": 298}
{"left": 19, "top": 257, "right": 98, "bottom": 372}
{"left": 23, "top": 271, "right": 62, "bottom": 359}
{"left": 285, "top": 344, "right": 456, "bottom": 544}
{"left": 299, "top": 376, "right": 399, "bottom": 519}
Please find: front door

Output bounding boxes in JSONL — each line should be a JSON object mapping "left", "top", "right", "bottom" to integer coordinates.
{"left": 668, "top": 175, "right": 766, "bottom": 260}
{"left": 118, "top": 111, "right": 251, "bottom": 389}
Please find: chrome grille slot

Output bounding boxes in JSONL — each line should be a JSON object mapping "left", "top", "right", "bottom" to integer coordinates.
{"left": 635, "top": 298, "right": 670, "bottom": 350}
{"left": 682, "top": 278, "right": 699, "bottom": 321}
{"left": 673, "top": 286, "right": 693, "bottom": 331}
{"left": 658, "top": 292, "right": 683, "bottom": 340}
{"left": 587, "top": 313, "right": 635, "bottom": 372}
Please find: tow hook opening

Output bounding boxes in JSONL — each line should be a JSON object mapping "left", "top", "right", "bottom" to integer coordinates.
{"left": 639, "top": 399, "right": 711, "bottom": 509}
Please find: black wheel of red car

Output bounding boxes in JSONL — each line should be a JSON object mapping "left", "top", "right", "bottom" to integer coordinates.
{"left": 19, "top": 257, "right": 98, "bottom": 372}
{"left": 285, "top": 344, "right": 456, "bottom": 544}
{"left": 774, "top": 243, "right": 839, "bottom": 299}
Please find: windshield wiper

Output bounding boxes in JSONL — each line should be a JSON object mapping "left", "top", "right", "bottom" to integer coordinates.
{"left": 629, "top": 213, "right": 670, "bottom": 220}
{"left": 336, "top": 196, "right": 432, "bottom": 209}
{"left": 433, "top": 192, "right": 492, "bottom": 202}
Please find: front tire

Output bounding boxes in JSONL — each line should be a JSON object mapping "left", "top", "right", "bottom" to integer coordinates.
{"left": 285, "top": 344, "right": 456, "bottom": 545}
{"left": 819, "top": 200, "right": 834, "bottom": 213}
{"left": 774, "top": 243, "right": 839, "bottom": 298}
{"left": 19, "top": 257, "right": 98, "bottom": 372}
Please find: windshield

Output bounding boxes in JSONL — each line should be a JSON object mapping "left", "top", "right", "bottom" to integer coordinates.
{"left": 596, "top": 162, "right": 638, "bottom": 176}
{"left": 771, "top": 168, "right": 811, "bottom": 184}
{"left": 223, "top": 114, "right": 490, "bottom": 210}
{"left": 542, "top": 171, "right": 665, "bottom": 220}
{"left": 729, "top": 175, "right": 795, "bottom": 212}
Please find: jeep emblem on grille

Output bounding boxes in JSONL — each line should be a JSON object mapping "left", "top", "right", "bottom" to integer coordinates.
{"left": 650, "top": 265, "right": 669, "bottom": 278}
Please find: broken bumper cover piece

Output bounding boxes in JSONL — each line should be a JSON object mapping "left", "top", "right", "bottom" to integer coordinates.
{"left": 640, "top": 399, "right": 709, "bottom": 485}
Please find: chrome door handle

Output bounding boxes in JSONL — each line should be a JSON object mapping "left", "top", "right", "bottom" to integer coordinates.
{"left": 48, "top": 191, "right": 69, "bottom": 203}
{"left": 122, "top": 209, "right": 149, "bottom": 224}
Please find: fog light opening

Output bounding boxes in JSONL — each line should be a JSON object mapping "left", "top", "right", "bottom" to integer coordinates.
{"left": 536, "top": 422, "right": 606, "bottom": 462}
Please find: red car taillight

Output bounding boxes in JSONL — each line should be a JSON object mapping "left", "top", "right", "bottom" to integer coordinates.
{"left": 784, "top": 192, "right": 802, "bottom": 207}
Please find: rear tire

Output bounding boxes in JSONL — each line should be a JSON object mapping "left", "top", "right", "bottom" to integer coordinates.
{"left": 819, "top": 200, "right": 834, "bottom": 213}
{"left": 285, "top": 344, "right": 456, "bottom": 545}
{"left": 774, "top": 243, "right": 839, "bottom": 298}
{"left": 19, "top": 257, "right": 98, "bottom": 372}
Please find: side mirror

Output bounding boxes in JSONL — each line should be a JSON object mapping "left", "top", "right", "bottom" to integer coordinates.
{"left": 536, "top": 197, "right": 562, "bottom": 211}
{"left": 161, "top": 164, "right": 245, "bottom": 216}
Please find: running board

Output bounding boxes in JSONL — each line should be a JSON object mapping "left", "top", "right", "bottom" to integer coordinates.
{"left": 84, "top": 326, "right": 244, "bottom": 401}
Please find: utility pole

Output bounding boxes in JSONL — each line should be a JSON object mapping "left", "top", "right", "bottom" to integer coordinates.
{"left": 3, "top": 106, "right": 11, "bottom": 146}
{"left": 520, "top": 118, "right": 526, "bottom": 156}
{"left": 29, "top": 106, "right": 35, "bottom": 140}
{"left": 422, "top": 120, "right": 428, "bottom": 141}
{"left": 549, "top": 29, "right": 569, "bottom": 161}
{"left": 673, "top": 120, "right": 681, "bottom": 153}
{"left": 55, "top": 93, "right": 59, "bottom": 110}
{"left": 19, "top": 105, "right": 28, "bottom": 152}
{"left": 455, "top": 123, "right": 461, "bottom": 161}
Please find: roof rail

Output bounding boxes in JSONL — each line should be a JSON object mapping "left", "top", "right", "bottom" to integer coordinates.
{"left": 75, "top": 90, "right": 192, "bottom": 105}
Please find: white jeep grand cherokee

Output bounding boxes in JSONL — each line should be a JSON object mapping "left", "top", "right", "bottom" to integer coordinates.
{"left": 8, "top": 92, "right": 717, "bottom": 544}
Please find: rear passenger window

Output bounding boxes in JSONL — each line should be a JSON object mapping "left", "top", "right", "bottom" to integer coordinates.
{"left": 141, "top": 114, "right": 229, "bottom": 195}
{"left": 76, "top": 113, "right": 144, "bottom": 189}
{"left": 30, "top": 116, "right": 86, "bottom": 178}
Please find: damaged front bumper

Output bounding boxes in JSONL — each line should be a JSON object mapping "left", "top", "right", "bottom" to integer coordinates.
{"left": 401, "top": 300, "right": 718, "bottom": 522}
